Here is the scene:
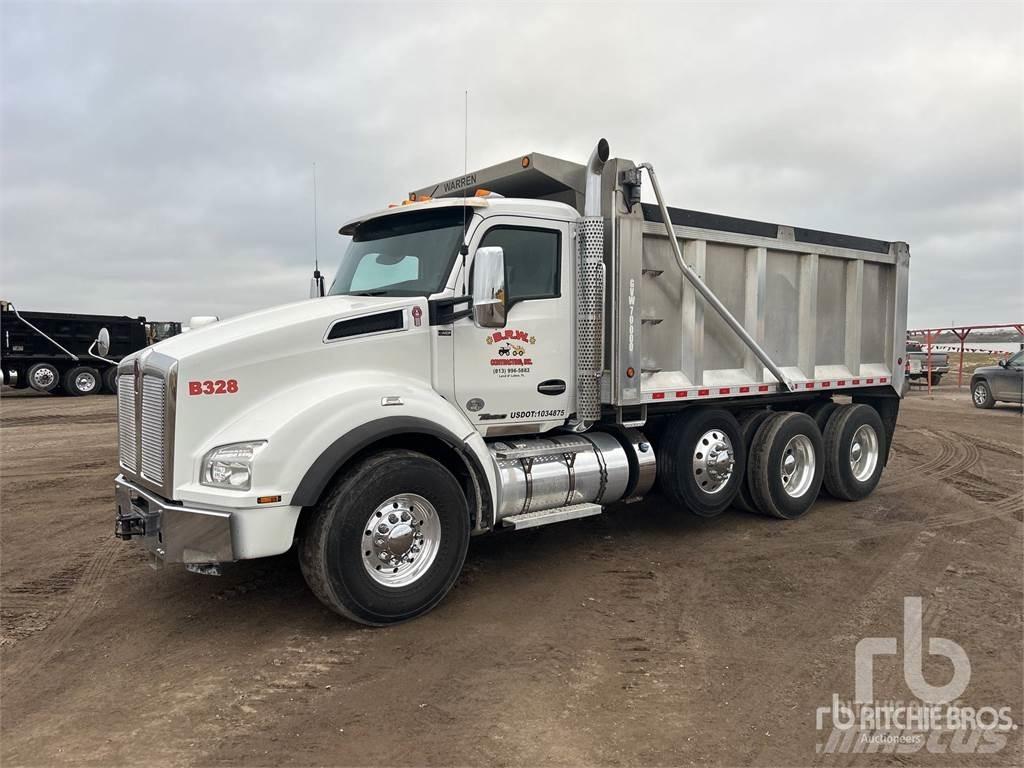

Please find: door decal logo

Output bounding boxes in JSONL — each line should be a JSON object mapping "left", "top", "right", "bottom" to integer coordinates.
{"left": 485, "top": 329, "right": 535, "bottom": 378}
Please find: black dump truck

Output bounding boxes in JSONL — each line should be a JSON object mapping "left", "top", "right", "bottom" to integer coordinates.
{"left": 1, "top": 302, "right": 181, "bottom": 395}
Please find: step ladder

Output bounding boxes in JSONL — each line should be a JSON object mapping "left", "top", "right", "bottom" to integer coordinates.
{"left": 501, "top": 503, "right": 602, "bottom": 530}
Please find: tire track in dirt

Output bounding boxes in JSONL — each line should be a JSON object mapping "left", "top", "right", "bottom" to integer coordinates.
{"left": 874, "top": 426, "right": 1021, "bottom": 522}
{"left": 1, "top": 536, "right": 122, "bottom": 681}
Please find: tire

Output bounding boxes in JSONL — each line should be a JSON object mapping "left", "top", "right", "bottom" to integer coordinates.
{"left": 26, "top": 362, "right": 60, "bottom": 393}
{"left": 102, "top": 367, "right": 119, "bottom": 394}
{"left": 748, "top": 412, "right": 824, "bottom": 519}
{"left": 732, "top": 410, "right": 773, "bottom": 514}
{"left": 929, "top": 373, "right": 943, "bottom": 386}
{"left": 822, "top": 404, "right": 886, "bottom": 501}
{"left": 62, "top": 366, "right": 101, "bottom": 396}
{"left": 972, "top": 380, "right": 995, "bottom": 409}
{"left": 805, "top": 399, "right": 838, "bottom": 432}
{"left": 299, "top": 450, "right": 470, "bottom": 625}
{"left": 656, "top": 408, "right": 745, "bottom": 517}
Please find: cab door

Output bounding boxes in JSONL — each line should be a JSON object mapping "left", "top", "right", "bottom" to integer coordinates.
{"left": 452, "top": 217, "right": 574, "bottom": 435}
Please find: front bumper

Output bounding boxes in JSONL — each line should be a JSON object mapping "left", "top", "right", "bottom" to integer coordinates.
{"left": 115, "top": 475, "right": 234, "bottom": 564}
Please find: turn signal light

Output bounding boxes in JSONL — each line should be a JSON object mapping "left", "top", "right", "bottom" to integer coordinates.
{"left": 626, "top": 367, "right": 636, "bottom": 378}
{"left": 521, "top": 156, "right": 530, "bottom": 168}
{"left": 257, "top": 495, "right": 282, "bottom": 504}
{"left": 474, "top": 188, "right": 491, "bottom": 197}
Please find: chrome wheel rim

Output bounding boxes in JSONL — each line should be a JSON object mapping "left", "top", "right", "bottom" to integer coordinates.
{"left": 973, "top": 385, "right": 987, "bottom": 405}
{"left": 32, "top": 367, "right": 55, "bottom": 388}
{"left": 780, "top": 434, "right": 815, "bottom": 498}
{"left": 75, "top": 372, "right": 98, "bottom": 393}
{"left": 849, "top": 424, "right": 879, "bottom": 482}
{"left": 362, "top": 493, "right": 441, "bottom": 588}
{"left": 692, "top": 429, "right": 734, "bottom": 494}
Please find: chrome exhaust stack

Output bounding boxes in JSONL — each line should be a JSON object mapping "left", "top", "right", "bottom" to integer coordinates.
{"left": 576, "top": 139, "right": 610, "bottom": 424}
{"left": 584, "top": 138, "right": 610, "bottom": 217}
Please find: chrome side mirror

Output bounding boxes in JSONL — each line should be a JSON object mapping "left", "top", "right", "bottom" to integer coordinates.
{"left": 471, "top": 246, "right": 507, "bottom": 328}
{"left": 96, "top": 327, "right": 111, "bottom": 357}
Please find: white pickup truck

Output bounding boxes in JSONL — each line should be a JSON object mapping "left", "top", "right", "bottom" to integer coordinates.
{"left": 114, "top": 140, "right": 909, "bottom": 624}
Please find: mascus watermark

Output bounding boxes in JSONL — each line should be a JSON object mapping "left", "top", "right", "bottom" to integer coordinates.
{"left": 816, "top": 597, "right": 1017, "bottom": 754}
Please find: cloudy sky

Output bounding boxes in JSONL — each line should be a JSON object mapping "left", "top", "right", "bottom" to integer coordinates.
{"left": 2, "top": 1, "right": 1021, "bottom": 329}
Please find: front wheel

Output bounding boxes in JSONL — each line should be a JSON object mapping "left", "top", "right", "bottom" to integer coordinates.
{"left": 299, "top": 450, "right": 470, "bottom": 625}
{"left": 972, "top": 380, "right": 995, "bottom": 409}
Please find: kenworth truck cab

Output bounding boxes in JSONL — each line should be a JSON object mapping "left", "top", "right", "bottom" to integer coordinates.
{"left": 115, "top": 140, "right": 909, "bottom": 624}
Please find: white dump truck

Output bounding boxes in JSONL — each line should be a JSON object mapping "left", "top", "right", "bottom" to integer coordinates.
{"left": 114, "top": 140, "right": 909, "bottom": 624}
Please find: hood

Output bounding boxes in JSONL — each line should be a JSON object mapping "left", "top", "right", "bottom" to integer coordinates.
{"left": 151, "top": 295, "right": 411, "bottom": 361}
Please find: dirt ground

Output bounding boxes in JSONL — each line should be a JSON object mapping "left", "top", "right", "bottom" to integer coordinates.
{"left": 1, "top": 384, "right": 1021, "bottom": 767}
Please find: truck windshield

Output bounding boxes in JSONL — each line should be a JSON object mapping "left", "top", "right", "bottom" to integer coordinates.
{"left": 329, "top": 208, "right": 467, "bottom": 297}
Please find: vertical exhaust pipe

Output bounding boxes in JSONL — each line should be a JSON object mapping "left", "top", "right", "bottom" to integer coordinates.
{"left": 584, "top": 138, "right": 610, "bottom": 217}
{"left": 576, "top": 139, "right": 610, "bottom": 425}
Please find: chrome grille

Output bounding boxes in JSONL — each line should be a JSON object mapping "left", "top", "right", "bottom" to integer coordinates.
{"left": 140, "top": 375, "right": 167, "bottom": 484}
{"left": 117, "top": 375, "right": 137, "bottom": 471}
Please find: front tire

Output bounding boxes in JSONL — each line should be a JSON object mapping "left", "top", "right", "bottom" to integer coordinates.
{"left": 656, "top": 408, "right": 745, "bottom": 517}
{"left": 299, "top": 450, "right": 470, "bottom": 625}
{"left": 748, "top": 412, "right": 824, "bottom": 519}
{"left": 822, "top": 404, "right": 886, "bottom": 501}
{"left": 972, "top": 380, "right": 995, "bottom": 409}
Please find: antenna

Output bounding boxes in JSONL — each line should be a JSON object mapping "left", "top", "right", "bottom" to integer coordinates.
{"left": 461, "top": 89, "right": 469, "bottom": 256}
{"left": 310, "top": 162, "right": 325, "bottom": 298}
{"left": 313, "top": 162, "right": 319, "bottom": 274}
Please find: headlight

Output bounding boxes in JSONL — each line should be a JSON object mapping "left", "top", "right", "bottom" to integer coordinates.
{"left": 201, "top": 441, "right": 266, "bottom": 491}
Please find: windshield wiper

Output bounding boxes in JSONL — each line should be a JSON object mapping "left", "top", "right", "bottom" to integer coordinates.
{"left": 350, "top": 290, "right": 389, "bottom": 297}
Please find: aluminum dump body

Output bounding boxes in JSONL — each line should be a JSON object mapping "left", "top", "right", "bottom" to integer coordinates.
{"left": 603, "top": 155, "right": 909, "bottom": 406}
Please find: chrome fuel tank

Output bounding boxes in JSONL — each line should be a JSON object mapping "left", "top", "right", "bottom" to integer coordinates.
{"left": 488, "top": 430, "right": 654, "bottom": 521}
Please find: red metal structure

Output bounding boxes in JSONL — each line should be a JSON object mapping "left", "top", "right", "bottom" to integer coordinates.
{"left": 906, "top": 323, "right": 1024, "bottom": 393}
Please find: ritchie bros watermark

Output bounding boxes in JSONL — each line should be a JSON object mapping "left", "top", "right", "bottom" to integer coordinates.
{"left": 816, "top": 597, "right": 1017, "bottom": 755}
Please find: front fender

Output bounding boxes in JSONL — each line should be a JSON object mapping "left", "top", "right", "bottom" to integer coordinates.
{"left": 176, "top": 372, "right": 497, "bottom": 521}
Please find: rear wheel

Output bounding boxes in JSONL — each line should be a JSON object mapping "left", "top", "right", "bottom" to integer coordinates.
{"left": 26, "top": 362, "right": 60, "bottom": 393}
{"left": 823, "top": 404, "right": 886, "bottom": 501}
{"left": 929, "top": 372, "right": 943, "bottom": 386}
{"left": 63, "top": 366, "right": 101, "bottom": 396}
{"left": 656, "top": 408, "right": 744, "bottom": 517}
{"left": 748, "top": 412, "right": 824, "bottom": 519}
{"left": 805, "top": 399, "right": 838, "bottom": 432}
{"left": 299, "top": 450, "right": 470, "bottom": 625}
{"left": 102, "top": 367, "right": 119, "bottom": 394}
{"left": 972, "top": 380, "right": 995, "bottom": 409}
{"left": 732, "top": 410, "right": 773, "bottom": 514}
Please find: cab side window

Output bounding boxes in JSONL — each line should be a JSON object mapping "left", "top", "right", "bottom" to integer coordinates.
{"left": 479, "top": 226, "right": 560, "bottom": 303}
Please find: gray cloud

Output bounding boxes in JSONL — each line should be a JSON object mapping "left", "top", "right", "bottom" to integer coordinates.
{"left": 2, "top": 1, "right": 1021, "bottom": 329}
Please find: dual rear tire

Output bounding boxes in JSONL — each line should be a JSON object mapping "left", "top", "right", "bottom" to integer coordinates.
{"left": 658, "top": 403, "right": 886, "bottom": 519}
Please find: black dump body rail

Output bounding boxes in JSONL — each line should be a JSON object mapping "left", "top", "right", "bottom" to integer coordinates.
{"left": 2, "top": 309, "right": 148, "bottom": 364}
